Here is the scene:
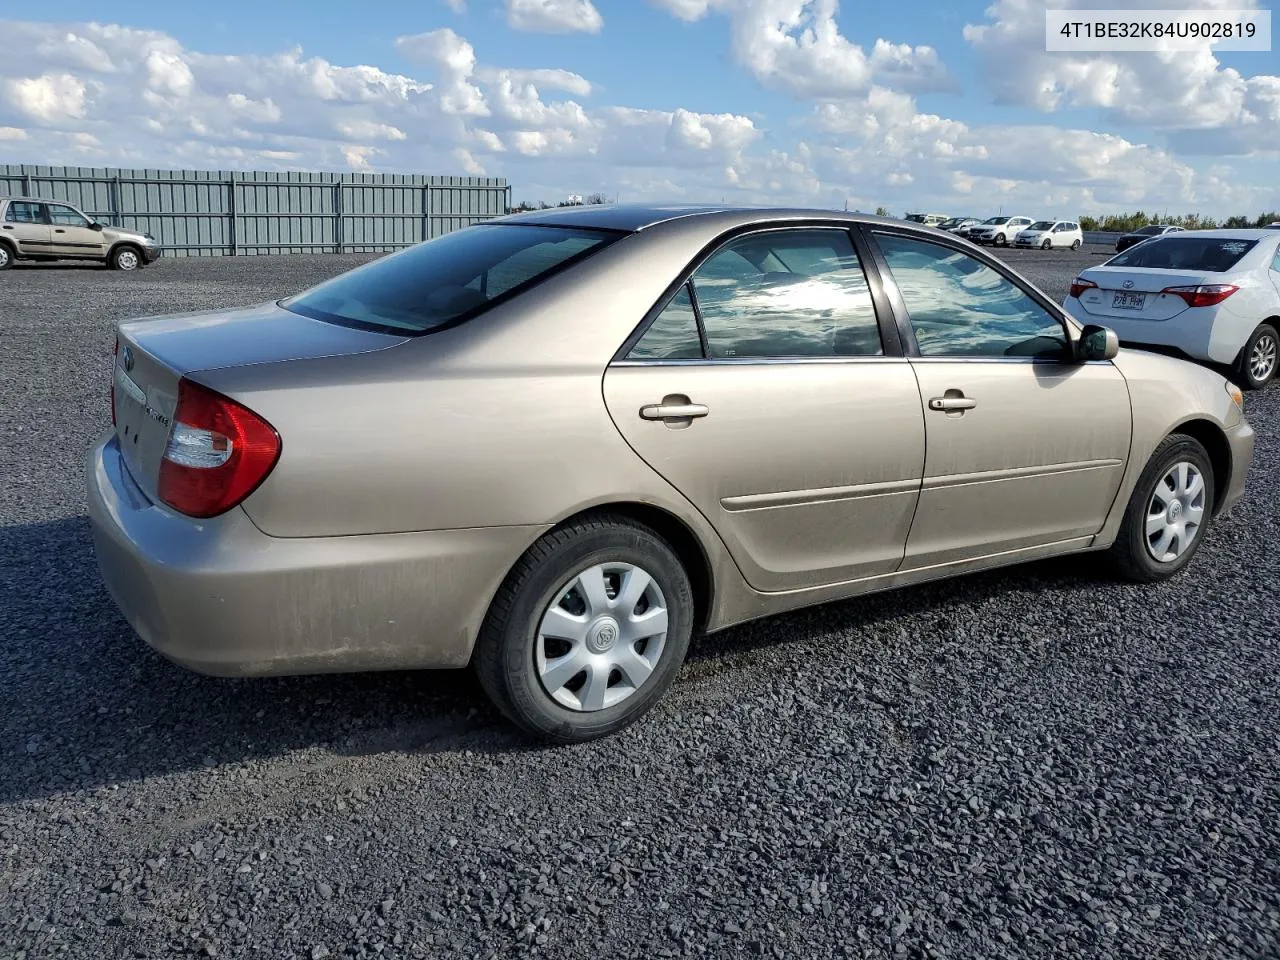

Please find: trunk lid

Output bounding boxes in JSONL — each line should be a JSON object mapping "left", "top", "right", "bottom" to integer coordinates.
{"left": 112, "top": 302, "right": 408, "bottom": 500}
{"left": 1072, "top": 267, "right": 1214, "bottom": 322}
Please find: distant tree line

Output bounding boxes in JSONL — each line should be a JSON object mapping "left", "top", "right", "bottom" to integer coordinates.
{"left": 507, "top": 192, "right": 611, "bottom": 214}
{"left": 1071, "top": 211, "right": 1280, "bottom": 232}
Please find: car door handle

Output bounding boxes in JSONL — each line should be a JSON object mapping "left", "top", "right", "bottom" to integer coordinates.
{"left": 1, "top": 225, "right": 12, "bottom": 230}
{"left": 928, "top": 396, "right": 977, "bottom": 411}
{"left": 640, "top": 401, "right": 709, "bottom": 421}
{"left": 54, "top": 228, "right": 66, "bottom": 233}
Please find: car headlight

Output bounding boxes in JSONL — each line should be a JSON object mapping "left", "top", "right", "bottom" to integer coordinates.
{"left": 1225, "top": 380, "right": 1244, "bottom": 417}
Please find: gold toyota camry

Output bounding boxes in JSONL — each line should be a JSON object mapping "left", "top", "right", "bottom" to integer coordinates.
{"left": 88, "top": 205, "right": 1255, "bottom": 742}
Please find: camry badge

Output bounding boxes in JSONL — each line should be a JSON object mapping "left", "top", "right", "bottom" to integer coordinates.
{"left": 1122, "top": 280, "right": 1134, "bottom": 289}
{"left": 122, "top": 346, "right": 135, "bottom": 371}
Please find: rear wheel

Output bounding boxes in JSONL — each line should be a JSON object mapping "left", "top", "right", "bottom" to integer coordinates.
{"left": 109, "top": 245, "right": 141, "bottom": 271}
{"left": 0, "top": 242, "right": 11, "bottom": 270}
{"left": 474, "top": 515, "right": 694, "bottom": 743}
{"left": 1107, "top": 435, "right": 1214, "bottom": 582}
{"left": 1071, "top": 238, "right": 1082, "bottom": 251}
{"left": 1235, "top": 323, "right": 1278, "bottom": 390}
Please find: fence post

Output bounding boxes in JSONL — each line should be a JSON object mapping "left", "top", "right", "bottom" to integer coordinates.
{"left": 228, "top": 172, "right": 237, "bottom": 256}
{"left": 111, "top": 175, "right": 122, "bottom": 226}
{"left": 22, "top": 171, "right": 32, "bottom": 197}
{"left": 334, "top": 179, "right": 344, "bottom": 254}
{"left": 424, "top": 183, "right": 433, "bottom": 242}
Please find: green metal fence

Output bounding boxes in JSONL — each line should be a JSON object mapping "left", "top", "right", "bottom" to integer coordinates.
{"left": 0, "top": 165, "right": 511, "bottom": 257}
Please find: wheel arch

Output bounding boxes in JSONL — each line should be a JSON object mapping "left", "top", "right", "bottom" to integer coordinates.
{"left": 0, "top": 235, "right": 15, "bottom": 259}
{"left": 1170, "top": 418, "right": 1233, "bottom": 517}
{"left": 108, "top": 239, "right": 143, "bottom": 262}
{"left": 545, "top": 501, "right": 716, "bottom": 634}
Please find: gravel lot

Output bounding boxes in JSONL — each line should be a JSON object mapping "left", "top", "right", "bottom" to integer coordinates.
{"left": 2, "top": 244, "right": 1278, "bottom": 959}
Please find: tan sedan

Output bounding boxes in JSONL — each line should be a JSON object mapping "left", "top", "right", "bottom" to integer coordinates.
{"left": 88, "top": 205, "right": 1255, "bottom": 742}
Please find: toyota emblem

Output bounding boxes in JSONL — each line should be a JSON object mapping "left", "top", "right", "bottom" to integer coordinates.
{"left": 122, "top": 346, "right": 135, "bottom": 371}
{"left": 1122, "top": 280, "right": 1134, "bottom": 289}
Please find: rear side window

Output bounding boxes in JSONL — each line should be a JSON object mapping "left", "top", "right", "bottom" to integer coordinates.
{"left": 689, "top": 228, "right": 883, "bottom": 359}
{"left": 283, "top": 224, "right": 618, "bottom": 334}
{"left": 1107, "top": 237, "right": 1258, "bottom": 272}
{"left": 4, "top": 202, "right": 44, "bottom": 224}
{"left": 628, "top": 285, "right": 703, "bottom": 360}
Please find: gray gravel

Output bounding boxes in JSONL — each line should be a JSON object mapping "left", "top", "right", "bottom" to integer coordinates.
{"left": 2, "top": 247, "right": 1279, "bottom": 959}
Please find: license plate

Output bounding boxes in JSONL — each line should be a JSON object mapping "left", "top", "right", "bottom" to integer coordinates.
{"left": 1111, "top": 291, "right": 1146, "bottom": 310}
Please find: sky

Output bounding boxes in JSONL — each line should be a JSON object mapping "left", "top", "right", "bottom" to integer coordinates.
{"left": 0, "top": 0, "right": 1278, "bottom": 219}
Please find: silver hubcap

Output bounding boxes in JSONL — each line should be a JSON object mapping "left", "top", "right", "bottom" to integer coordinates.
{"left": 535, "top": 562, "right": 668, "bottom": 712}
{"left": 117, "top": 250, "right": 138, "bottom": 270}
{"left": 0, "top": 247, "right": 9, "bottom": 267}
{"left": 1145, "top": 461, "right": 1206, "bottom": 563}
{"left": 1249, "top": 333, "right": 1276, "bottom": 383}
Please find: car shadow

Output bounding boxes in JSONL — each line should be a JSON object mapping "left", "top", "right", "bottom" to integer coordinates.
{"left": 0, "top": 515, "right": 1102, "bottom": 804}
{"left": 9, "top": 261, "right": 108, "bottom": 270}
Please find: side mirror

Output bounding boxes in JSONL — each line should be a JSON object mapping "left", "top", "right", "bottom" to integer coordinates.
{"left": 89, "top": 221, "right": 104, "bottom": 231}
{"left": 1078, "top": 324, "right": 1119, "bottom": 362}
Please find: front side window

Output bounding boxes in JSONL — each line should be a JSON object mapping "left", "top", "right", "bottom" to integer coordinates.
{"left": 4, "top": 202, "right": 44, "bottom": 224}
{"left": 873, "top": 233, "right": 1069, "bottom": 360}
{"left": 1106, "top": 237, "right": 1257, "bottom": 272}
{"left": 628, "top": 285, "right": 703, "bottom": 360}
{"left": 47, "top": 204, "right": 90, "bottom": 227}
{"left": 283, "top": 224, "right": 618, "bottom": 334}
{"left": 688, "top": 229, "right": 883, "bottom": 359}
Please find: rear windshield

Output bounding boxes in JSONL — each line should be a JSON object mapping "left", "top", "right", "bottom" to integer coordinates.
{"left": 283, "top": 224, "right": 618, "bottom": 334}
{"left": 1106, "top": 237, "right": 1258, "bottom": 272}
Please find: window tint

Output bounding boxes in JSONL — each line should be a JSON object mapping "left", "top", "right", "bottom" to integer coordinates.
{"left": 690, "top": 229, "right": 883, "bottom": 359}
{"left": 284, "top": 224, "right": 617, "bottom": 334}
{"left": 1271, "top": 246, "right": 1280, "bottom": 273}
{"left": 47, "top": 204, "right": 89, "bottom": 227}
{"left": 1107, "top": 237, "right": 1257, "bottom": 272}
{"left": 628, "top": 285, "right": 703, "bottom": 360}
{"left": 874, "top": 233, "right": 1068, "bottom": 359}
{"left": 5, "top": 202, "right": 43, "bottom": 224}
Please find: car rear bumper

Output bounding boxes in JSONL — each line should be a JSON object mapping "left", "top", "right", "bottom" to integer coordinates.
{"left": 1065, "top": 300, "right": 1225, "bottom": 364}
{"left": 86, "top": 432, "right": 544, "bottom": 677}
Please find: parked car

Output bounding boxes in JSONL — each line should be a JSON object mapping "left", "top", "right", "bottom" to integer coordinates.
{"left": 1065, "top": 229, "right": 1280, "bottom": 390}
{"left": 967, "top": 215, "right": 1034, "bottom": 246}
{"left": 0, "top": 197, "right": 160, "bottom": 270}
{"left": 905, "top": 213, "right": 949, "bottom": 227}
{"left": 1265, "top": 222, "right": 1280, "bottom": 230}
{"left": 1115, "top": 224, "right": 1185, "bottom": 253}
{"left": 939, "top": 216, "right": 980, "bottom": 234}
{"left": 1014, "top": 220, "right": 1084, "bottom": 251}
{"left": 89, "top": 205, "right": 1254, "bottom": 743}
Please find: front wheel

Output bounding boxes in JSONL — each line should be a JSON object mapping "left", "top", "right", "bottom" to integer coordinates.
{"left": 474, "top": 515, "right": 694, "bottom": 743}
{"left": 1235, "top": 323, "right": 1278, "bottom": 390}
{"left": 109, "top": 245, "right": 141, "bottom": 271}
{"left": 1107, "top": 435, "right": 1214, "bottom": 583}
{"left": 995, "top": 234, "right": 1008, "bottom": 247}
{"left": 1041, "top": 239, "right": 1052, "bottom": 250}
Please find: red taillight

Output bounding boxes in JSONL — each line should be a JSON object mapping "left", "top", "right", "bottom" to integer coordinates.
{"left": 111, "top": 337, "right": 118, "bottom": 426}
{"left": 157, "top": 378, "right": 281, "bottom": 519}
{"left": 1069, "top": 277, "right": 1098, "bottom": 299}
{"left": 1160, "top": 284, "right": 1239, "bottom": 308}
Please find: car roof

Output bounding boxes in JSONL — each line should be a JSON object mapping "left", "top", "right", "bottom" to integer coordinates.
{"left": 1134, "top": 228, "right": 1278, "bottom": 240}
{"left": 0, "top": 196, "right": 77, "bottom": 205}
{"left": 493, "top": 202, "right": 909, "bottom": 234}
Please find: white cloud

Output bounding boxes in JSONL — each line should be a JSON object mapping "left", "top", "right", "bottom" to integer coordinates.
{"left": 394, "top": 28, "right": 487, "bottom": 115}
{"left": 505, "top": 0, "right": 604, "bottom": 35}
{"left": 964, "top": 0, "right": 1279, "bottom": 150}
{"left": 648, "top": 0, "right": 953, "bottom": 96}
{"left": 0, "top": 125, "right": 28, "bottom": 140}
{"left": 3, "top": 72, "right": 88, "bottom": 123}
{"left": 442, "top": 0, "right": 467, "bottom": 11}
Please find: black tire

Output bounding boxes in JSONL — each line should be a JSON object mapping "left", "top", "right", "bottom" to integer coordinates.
{"left": 1041, "top": 239, "right": 1052, "bottom": 250}
{"left": 474, "top": 514, "right": 695, "bottom": 743}
{"left": 109, "top": 245, "right": 142, "bottom": 271}
{"left": 1107, "top": 434, "right": 1214, "bottom": 583}
{"left": 0, "top": 241, "right": 13, "bottom": 270}
{"left": 1233, "top": 323, "right": 1278, "bottom": 391}
{"left": 1071, "top": 239, "right": 1082, "bottom": 251}
{"left": 995, "top": 234, "right": 1008, "bottom": 247}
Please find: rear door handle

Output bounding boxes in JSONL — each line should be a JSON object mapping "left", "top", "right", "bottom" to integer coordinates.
{"left": 928, "top": 396, "right": 977, "bottom": 411}
{"left": 54, "top": 228, "right": 66, "bottom": 233}
{"left": 640, "top": 402, "right": 709, "bottom": 421}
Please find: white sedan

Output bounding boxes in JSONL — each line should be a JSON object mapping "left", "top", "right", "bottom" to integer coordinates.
{"left": 1014, "top": 220, "right": 1084, "bottom": 250}
{"left": 1064, "top": 230, "right": 1280, "bottom": 389}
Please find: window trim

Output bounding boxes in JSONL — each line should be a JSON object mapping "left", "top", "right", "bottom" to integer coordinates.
{"left": 858, "top": 224, "right": 1082, "bottom": 363}
{"left": 612, "top": 220, "right": 903, "bottom": 365}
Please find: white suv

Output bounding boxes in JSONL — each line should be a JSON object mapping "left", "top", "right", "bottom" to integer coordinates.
{"left": 1014, "top": 220, "right": 1084, "bottom": 251}
{"left": 967, "top": 216, "right": 1034, "bottom": 247}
